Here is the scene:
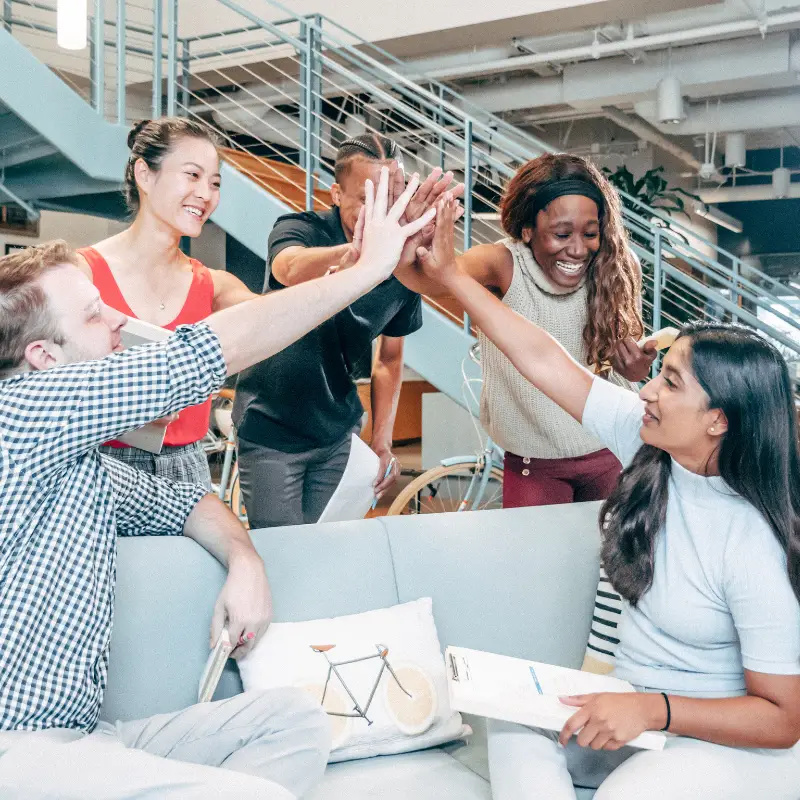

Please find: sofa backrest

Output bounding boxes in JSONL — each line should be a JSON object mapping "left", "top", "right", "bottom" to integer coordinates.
{"left": 101, "top": 504, "right": 601, "bottom": 724}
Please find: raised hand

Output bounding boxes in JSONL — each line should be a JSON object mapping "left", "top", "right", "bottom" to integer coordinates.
{"left": 610, "top": 336, "right": 658, "bottom": 383}
{"left": 392, "top": 167, "right": 465, "bottom": 271}
{"left": 414, "top": 193, "right": 460, "bottom": 288}
{"left": 356, "top": 166, "right": 437, "bottom": 280}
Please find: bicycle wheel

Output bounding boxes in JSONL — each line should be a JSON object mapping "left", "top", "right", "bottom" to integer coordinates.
{"left": 387, "top": 461, "right": 504, "bottom": 516}
{"left": 383, "top": 662, "right": 438, "bottom": 736}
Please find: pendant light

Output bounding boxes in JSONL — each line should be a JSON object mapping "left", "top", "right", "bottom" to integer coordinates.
{"left": 57, "top": 0, "right": 88, "bottom": 50}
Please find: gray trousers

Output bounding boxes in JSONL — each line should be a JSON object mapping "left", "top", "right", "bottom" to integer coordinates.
{"left": 0, "top": 689, "right": 331, "bottom": 799}
{"left": 237, "top": 428, "right": 359, "bottom": 529}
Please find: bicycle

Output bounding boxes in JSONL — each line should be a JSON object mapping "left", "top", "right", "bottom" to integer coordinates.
{"left": 387, "top": 343, "right": 505, "bottom": 515}
{"left": 201, "top": 388, "right": 247, "bottom": 522}
{"left": 305, "top": 643, "right": 437, "bottom": 747}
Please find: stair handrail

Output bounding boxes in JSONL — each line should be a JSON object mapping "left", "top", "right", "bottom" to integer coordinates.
{"left": 188, "top": 0, "right": 800, "bottom": 315}
{"left": 247, "top": 0, "right": 800, "bottom": 302}
{"left": 6, "top": 0, "right": 798, "bottom": 352}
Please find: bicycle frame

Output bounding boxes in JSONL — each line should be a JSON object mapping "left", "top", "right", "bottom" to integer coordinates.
{"left": 313, "top": 644, "right": 412, "bottom": 726}
{"left": 216, "top": 427, "right": 237, "bottom": 502}
{"left": 441, "top": 439, "right": 504, "bottom": 511}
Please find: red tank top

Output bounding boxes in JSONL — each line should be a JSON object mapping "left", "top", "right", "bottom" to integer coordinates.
{"left": 79, "top": 246, "right": 216, "bottom": 448}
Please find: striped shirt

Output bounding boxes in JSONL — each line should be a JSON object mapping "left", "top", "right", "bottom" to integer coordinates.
{"left": 0, "top": 323, "right": 226, "bottom": 732}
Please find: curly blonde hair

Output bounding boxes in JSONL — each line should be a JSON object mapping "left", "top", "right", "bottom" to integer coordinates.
{"left": 500, "top": 153, "right": 643, "bottom": 368}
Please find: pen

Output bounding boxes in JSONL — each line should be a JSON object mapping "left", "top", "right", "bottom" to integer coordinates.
{"left": 371, "top": 457, "right": 397, "bottom": 510}
{"left": 529, "top": 665, "right": 544, "bottom": 695}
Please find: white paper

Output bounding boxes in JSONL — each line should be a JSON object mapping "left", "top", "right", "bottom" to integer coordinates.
{"left": 446, "top": 646, "right": 666, "bottom": 751}
{"left": 317, "top": 435, "right": 380, "bottom": 523}
{"left": 117, "top": 319, "right": 173, "bottom": 454}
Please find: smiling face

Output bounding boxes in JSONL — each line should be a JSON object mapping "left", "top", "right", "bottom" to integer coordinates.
{"left": 133, "top": 136, "right": 221, "bottom": 237}
{"left": 524, "top": 194, "right": 601, "bottom": 289}
{"left": 638, "top": 336, "right": 727, "bottom": 468}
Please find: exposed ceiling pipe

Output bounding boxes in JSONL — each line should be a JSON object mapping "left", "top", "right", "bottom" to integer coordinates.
{"left": 639, "top": 93, "right": 800, "bottom": 135}
{"left": 600, "top": 105, "right": 704, "bottom": 173}
{"left": 415, "top": 10, "right": 800, "bottom": 82}
{"left": 699, "top": 183, "right": 800, "bottom": 203}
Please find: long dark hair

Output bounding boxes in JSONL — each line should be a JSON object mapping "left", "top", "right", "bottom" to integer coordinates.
{"left": 500, "top": 153, "right": 643, "bottom": 369}
{"left": 601, "top": 322, "right": 800, "bottom": 605}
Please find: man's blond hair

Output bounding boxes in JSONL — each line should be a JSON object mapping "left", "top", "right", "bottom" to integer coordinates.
{"left": 0, "top": 240, "right": 80, "bottom": 379}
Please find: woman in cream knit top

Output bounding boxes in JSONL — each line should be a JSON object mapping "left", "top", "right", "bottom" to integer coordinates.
{"left": 395, "top": 153, "right": 655, "bottom": 508}
{"left": 480, "top": 238, "right": 617, "bottom": 459}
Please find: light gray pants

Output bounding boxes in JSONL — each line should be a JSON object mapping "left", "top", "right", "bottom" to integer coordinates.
{"left": 0, "top": 689, "right": 331, "bottom": 799}
{"left": 487, "top": 720, "right": 800, "bottom": 800}
{"left": 237, "top": 428, "right": 358, "bottom": 529}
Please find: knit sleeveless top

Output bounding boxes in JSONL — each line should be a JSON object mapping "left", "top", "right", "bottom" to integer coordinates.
{"left": 479, "top": 239, "right": 609, "bottom": 459}
{"left": 79, "top": 246, "right": 215, "bottom": 447}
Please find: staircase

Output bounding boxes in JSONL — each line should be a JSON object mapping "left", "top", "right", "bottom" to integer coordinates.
{"left": 1, "top": 0, "right": 799, "bottom": 405}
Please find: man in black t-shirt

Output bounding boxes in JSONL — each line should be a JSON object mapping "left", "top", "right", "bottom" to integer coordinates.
{"left": 233, "top": 134, "right": 452, "bottom": 528}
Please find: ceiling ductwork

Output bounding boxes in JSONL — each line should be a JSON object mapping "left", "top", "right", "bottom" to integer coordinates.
{"left": 406, "top": 10, "right": 800, "bottom": 82}
{"left": 638, "top": 92, "right": 800, "bottom": 135}
{"left": 600, "top": 105, "right": 703, "bottom": 172}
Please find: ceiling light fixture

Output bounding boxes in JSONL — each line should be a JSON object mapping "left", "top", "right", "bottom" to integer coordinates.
{"left": 724, "top": 133, "right": 746, "bottom": 168}
{"left": 57, "top": 0, "right": 88, "bottom": 50}
{"left": 773, "top": 145, "right": 790, "bottom": 198}
{"left": 657, "top": 75, "right": 684, "bottom": 124}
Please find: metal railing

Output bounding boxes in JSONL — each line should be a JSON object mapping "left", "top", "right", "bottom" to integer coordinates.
{"left": 4, "top": 0, "right": 799, "bottom": 362}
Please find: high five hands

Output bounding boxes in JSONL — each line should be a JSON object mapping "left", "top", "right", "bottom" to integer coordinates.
{"left": 330, "top": 165, "right": 438, "bottom": 279}
{"left": 415, "top": 192, "right": 462, "bottom": 287}
{"left": 329, "top": 164, "right": 464, "bottom": 278}
{"left": 389, "top": 165, "right": 465, "bottom": 272}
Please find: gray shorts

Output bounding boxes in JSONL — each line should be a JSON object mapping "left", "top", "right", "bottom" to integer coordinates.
{"left": 99, "top": 441, "right": 212, "bottom": 490}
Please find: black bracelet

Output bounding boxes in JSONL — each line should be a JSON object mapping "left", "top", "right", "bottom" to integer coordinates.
{"left": 660, "top": 692, "right": 671, "bottom": 731}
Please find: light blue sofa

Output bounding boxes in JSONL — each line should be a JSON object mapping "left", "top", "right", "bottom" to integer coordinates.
{"left": 102, "top": 503, "right": 603, "bottom": 799}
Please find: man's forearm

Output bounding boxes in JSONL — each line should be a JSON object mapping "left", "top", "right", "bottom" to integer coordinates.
{"left": 370, "top": 349, "right": 404, "bottom": 451}
{"left": 275, "top": 244, "right": 352, "bottom": 286}
{"left": 208, "top": 262, "right": 383, "bottom": 376}
{"left": 183, "top": 494, "right": 259, "bottom": 569}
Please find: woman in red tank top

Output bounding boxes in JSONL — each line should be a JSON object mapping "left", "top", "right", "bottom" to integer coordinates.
{"left": 76, "top": 118, "right": 257, "bottom": 487}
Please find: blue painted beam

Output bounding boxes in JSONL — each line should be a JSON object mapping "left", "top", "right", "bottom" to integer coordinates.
{"left": 0, "top": 141, "right": 58, "bottom": 169}
{"left": 0, "top": 28, "right": 129, "bottom": 180}
{"left": 210, "top": 161, "right": 290, "bottom": 260}
{"left": 403, "top": 304, "right": 479, "bottom": 414}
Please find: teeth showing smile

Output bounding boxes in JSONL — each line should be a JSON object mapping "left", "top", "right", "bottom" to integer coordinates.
{"left": 185, "top": 207, "right": 203, "bottom": 218}
{"left": 554, "top": 260, "right": 584, "bottom": 275}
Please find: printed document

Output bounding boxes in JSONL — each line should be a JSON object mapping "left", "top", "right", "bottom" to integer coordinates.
{"left": 317, "top": 435, "right": 380, "bottom": 523}
{"left": 446, "top": 646, "right": 666, "bottom": 750}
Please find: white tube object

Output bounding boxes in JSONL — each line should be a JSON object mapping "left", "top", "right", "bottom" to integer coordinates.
{"left": 57, "top": 0, "right": 88, "bottom": 50}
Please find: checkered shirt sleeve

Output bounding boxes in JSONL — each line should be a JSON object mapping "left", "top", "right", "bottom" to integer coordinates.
{"left": 101, "top": 454, "right": 208, "bottom": 536}
{"left": 0, "top": 323, "right": 226, "bottom": 481}
{"left": 0, "top": 323, "right": 226, "bottom": 732}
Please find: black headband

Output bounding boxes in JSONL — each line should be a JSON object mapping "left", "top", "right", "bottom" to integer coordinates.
{"left": 529, "top": 179, "right": 606, "bottom": 219}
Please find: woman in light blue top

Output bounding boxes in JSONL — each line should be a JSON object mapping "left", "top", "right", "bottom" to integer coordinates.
{"left": 417, "top": 197, "right": 800, "bottom": 799}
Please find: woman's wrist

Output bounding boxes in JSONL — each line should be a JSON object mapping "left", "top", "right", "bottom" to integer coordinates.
{"left": 644, "top": 691, "right": 670, "bottom": 730}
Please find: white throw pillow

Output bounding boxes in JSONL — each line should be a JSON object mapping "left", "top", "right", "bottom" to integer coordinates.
{"left": 238, "top": 598, "right": 468, "bottom": 762}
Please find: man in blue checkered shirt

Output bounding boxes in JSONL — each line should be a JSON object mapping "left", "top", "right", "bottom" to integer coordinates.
{"left": 0, "top": 169, "right": 436, "bottom": 797}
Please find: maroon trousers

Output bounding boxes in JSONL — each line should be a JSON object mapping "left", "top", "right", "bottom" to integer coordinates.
{"left": 502, "top": 448, "right": 621, "bottom": 508}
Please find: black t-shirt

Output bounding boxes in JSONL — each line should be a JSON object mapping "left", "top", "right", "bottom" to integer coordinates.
{"left": 233, "top": 207, "right": 422, "bottom": 452}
